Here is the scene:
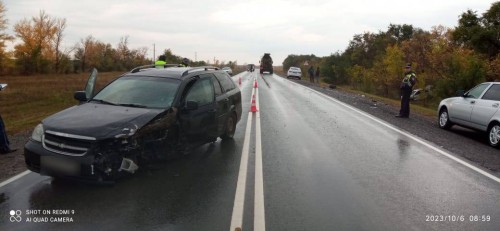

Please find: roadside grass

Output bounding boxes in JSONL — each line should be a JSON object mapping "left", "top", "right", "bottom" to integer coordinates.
{"left": 333, "top": 85, "right": 437, "bottom": 118}
{"left": 0, "top": 72, "right": 123, "bottom": 134}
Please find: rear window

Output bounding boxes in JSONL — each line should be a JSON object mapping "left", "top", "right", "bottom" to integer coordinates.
{"left": 215, "top": 72, "right": 236, "bottom": 93}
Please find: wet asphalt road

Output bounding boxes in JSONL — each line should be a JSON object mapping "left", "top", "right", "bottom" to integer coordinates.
{"left": 1, "top": 72, "right": 499, "bottom": 231}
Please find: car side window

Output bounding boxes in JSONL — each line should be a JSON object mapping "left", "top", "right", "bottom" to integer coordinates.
{"left": 482, "top": 84, "right": 500, "bottom": 101}
{"left": 185, "top": 77, "right": 214, "bottom": 106}
{"left": 215, "top": 72, "right": 235, "bottom": 93}
{"left": 466, "top": 83, "right": 489, "bottom": 99}
{"left": 212, "top": 76, "right": 223, "bottom": 97}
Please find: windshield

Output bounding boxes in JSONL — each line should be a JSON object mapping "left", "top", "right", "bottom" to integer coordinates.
{"left": 92, "top": 76, "right": 180, "bottom": 108}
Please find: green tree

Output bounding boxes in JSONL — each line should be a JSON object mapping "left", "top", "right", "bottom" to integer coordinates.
{"left": 453, "top": 2, "right": 500, "bottom": 59}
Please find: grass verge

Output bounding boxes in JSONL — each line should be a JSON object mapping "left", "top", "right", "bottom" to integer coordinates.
{"left": 0, "top": 72, "right": 123, "bottom": 134}
{"left": 331, "top": 85, "right": 438, "bottom": 118}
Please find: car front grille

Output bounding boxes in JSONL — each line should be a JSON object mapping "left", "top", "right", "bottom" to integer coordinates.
{"left": 42, "top": 131, "right": 95, "bottom": 156}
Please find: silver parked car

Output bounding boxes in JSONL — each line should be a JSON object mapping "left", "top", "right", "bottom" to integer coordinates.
{"left": 438, "top": 82, "right": 500, "bottom": 148}
{"left": 222, "top": 67, "right": 233, "bottom": 75}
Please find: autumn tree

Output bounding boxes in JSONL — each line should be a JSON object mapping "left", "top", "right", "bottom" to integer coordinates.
{"left": 74, "top": 35, "right": 96, "bottom": 72}
{"left": 52, "top": 18, "right": 70, "bottom": 73}
{"left": 13, "top": 10, "right": 59, "bottom": 74}
{"left": 0, "top": 0, "right": 13, "bottom": 74}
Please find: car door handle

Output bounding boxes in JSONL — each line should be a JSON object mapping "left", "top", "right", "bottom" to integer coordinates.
{"left": 208, "top": 109, "right": 216, "bottom": 113}
{"left": 224, "top": 98, "right": 229, "bottom": 102}
{"left": 493, "top": 103, "right": 499, "bottom": 108}
{"left": 470, "top": 101, "right": 476, "bottom": 104}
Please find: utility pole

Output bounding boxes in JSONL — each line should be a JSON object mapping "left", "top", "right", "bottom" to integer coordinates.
{"left": 153, "top": 43, "right": 156, "bottom": 61}
{"left": 195, "top": 52, "right": 197, "bottom": 62}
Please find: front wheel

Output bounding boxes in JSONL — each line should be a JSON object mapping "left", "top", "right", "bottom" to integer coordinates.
{"left": 488, "top": 123, "right": 500, "bottom": 148}
{"left": 438, "top": 108, "right": 453, "bottom": 129}
{"left": 221, "top": 114, "right": 236, "bottom": 140}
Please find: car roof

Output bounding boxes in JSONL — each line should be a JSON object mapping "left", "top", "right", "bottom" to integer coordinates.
{"left": 125, "top": 65, "right": 221, "bottom": 80}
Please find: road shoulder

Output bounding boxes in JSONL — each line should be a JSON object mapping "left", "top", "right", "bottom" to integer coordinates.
{"left": 283, "top": 77, "right": 500, "bottom": 175}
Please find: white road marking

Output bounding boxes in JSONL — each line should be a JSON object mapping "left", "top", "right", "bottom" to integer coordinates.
{"left": 282, "top": 77, "right": 500, "bottom": 184}
{"left": 230, "top": 83, "right": 256, "bottom": 231}
{"left": 0, "top": 170, "right": 31, "bottom": 189}
{"left": 254, "top": 87, "right": 266, "bottom": 231}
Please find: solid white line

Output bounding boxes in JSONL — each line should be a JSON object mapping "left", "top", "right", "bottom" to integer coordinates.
{"left": 284, "top": 78, "right": 500, "bottom": 184}
{"left": 254, "top": 87, "right": 266, "bottom": 231}
{"left": 0, "top": 170, "right": 31, "bottom": 189}
{"left": 229, "top": 87, "right": 255, "bottom": 231}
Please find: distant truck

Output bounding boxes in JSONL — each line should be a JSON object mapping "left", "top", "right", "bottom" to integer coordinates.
{"left": 259, "top": 53, "right": 273, "bottom": 74}
{"left": 247, "top": 64, "right": 255, "bottom": 72}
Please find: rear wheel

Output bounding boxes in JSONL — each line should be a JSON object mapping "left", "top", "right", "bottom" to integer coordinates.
{"left": 488, "top": 123, "right": 500, "bottom": 148}
{"left": 221, "top": 113, "right": 236, "bottom": 140}
{"left": 438, "top": 108, "right": 453, "bottom": 129}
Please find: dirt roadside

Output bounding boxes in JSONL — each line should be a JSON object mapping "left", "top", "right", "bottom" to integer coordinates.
{"left": 0, "top": 131, "right": 30, "bottom": 182}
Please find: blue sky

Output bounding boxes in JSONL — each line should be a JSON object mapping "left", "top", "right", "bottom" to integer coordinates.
{"left": 2, "top": 0, "right": 494, "bottom": 65}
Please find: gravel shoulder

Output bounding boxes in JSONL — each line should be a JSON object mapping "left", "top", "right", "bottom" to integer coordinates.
{"left": 283, "top": 76, "right": 500, "bottom": 176}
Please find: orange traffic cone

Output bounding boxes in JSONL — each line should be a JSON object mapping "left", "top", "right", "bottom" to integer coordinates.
{"left": 254, "top": 80, "right": 258, "bottom": 88}
{"left": 250, "top": 94, "right": 258, "bottom": 112}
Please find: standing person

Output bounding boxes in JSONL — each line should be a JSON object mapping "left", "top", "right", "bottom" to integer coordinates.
{"left": 315, "top": 66, "right": 320, "bottom": 84}
{"left": 180, "top": 58, "right": 190, "bottom": 67}
{"left": 396, "top": 63, "right": 417, "bottom": 118}
{"left": 155, "top": 55, "right": 167, "bottom": 68}
{"left": 0, "top": 114, "right": 16, "bottom": 154}
{"left": 308, "top": 65, "right": 314, "bottom": 83}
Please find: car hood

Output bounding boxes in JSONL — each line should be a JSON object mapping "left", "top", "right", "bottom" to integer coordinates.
{"left": 42, "top": 103, "right": 164, "bottom": 140}
{"left": 440, "top": 97, "right": 461, "bottom": 104}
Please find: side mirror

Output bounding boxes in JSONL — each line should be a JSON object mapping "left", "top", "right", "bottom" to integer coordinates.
{"left": 74, "top": 91, "right": 87, "bottom": 102}
{"left": 455, "top": 90, "right": 465, "bottom": 97}
{"left": 185, "top": 100, "right": 198, "bottom": 111}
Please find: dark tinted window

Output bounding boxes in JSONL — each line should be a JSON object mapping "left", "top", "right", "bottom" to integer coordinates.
{"left": 185, "top": 77, "right": 214, "bottom": 106}
{"left": 482, "top": 84, "right": 500, "bottom": 101}
{"left": 212, "top": 76, "right": 223, "bottom": 96}
{"left": 215, "top": 72, "right": 235, "bottom": 93}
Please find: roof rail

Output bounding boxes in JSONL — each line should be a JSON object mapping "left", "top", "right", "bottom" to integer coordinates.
{"left": 129, "top": 64, "right": 179, "bottom": 73}
{"left": 181, "top": 66, "right": 220, "bottom": 76}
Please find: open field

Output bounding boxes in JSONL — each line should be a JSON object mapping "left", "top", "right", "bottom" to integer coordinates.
{"left": 0, "top": 72, "right": 123, "bottom": 135}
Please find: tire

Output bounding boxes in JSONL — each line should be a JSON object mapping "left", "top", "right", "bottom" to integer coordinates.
{"left": 488, "top": 123, "right": 500, "bottom": 148}
{"left": 221, "top": 113, "right": 236, "bottom": 140}
{"left": 438, "top": 108, "right": 453, "bottom": 129}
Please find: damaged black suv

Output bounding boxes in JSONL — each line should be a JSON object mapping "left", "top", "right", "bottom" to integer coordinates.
{"left": 24, "top": 65, "right": 242, "bottom": 182}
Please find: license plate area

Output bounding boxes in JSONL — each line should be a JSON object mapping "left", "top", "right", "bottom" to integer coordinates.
{"left": 41, "top": 156, "right": 81, "bottom": 176}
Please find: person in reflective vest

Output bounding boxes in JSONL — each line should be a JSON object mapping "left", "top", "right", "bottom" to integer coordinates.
{"left": 179, "top": 58, "right": 190, "bottom": 67}
{"left": 155, "top": 55, "right": 167, "bottom": 68}
{"left": 396, "top": 63, "right": 417, "bottom": 118}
